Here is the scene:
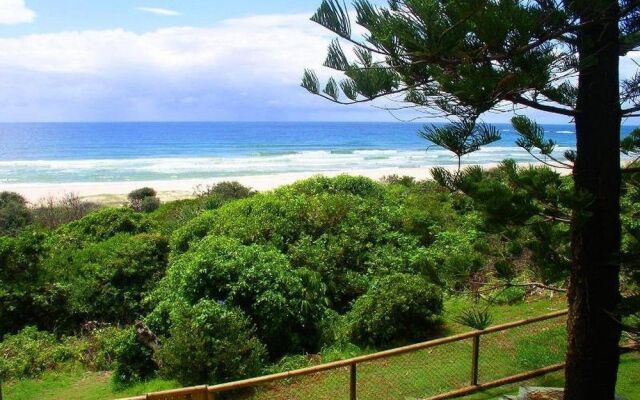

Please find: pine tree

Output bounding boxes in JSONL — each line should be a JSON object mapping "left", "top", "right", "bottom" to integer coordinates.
{"left": 302, "top": 1, "right": 640, "bottom": 399}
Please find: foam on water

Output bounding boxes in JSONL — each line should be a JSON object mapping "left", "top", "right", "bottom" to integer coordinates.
{"left": 0, "top": 122, "right": 635, "bottom": 184}
{"left": 0, "top": 147, "right": 573, "bottom": 184}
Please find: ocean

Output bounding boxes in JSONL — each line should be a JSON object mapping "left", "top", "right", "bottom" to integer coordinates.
{"left": 0, "top": 122, "right": 635, "bottom": 185}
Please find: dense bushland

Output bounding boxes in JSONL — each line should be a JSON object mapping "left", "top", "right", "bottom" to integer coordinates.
{"left": 0, "top": 192, "right": 31, "bottom": 235}
{"left": 1, "top": 171, "right": 638, "bottom": 389}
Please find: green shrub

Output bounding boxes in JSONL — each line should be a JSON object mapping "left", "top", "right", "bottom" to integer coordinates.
{"left": 442, "top": 163, "right": 573, "bottom": 286}
{"left": 157, "top": 236, "right": 255, "bottom": 305}
{"left": 318, "top": 309, "right": 350, "bottom": 347}
{"left": 170, "top": 176, "right": 458, "bottom": 315}
{"left": 525, "top": 222, "right": 571, "bottom": 283}
{"left": 202, "top": 189, "right": 415, "bottom": 309}
{"left": 425, "top": 225, "right": 484, "bottom": 289}
{"left": 112, "top": 326, "right": 158, "bottom": 387}
{"left": 347, "top": 273, "right": 443, "bottom": 347}
{"left": 156, "top": 235, "right": 328, "bottom": 357}
{"left": 139, "top": 196, "right": 161, "bottom": 213}
{"left": 229, "top": 262, "right": 328, "bottom": 357}
{"left": 128, "top": 188, "right": 160, "bottom": 213}
{"left": 491, "top": 286, "right": 526, "bottom": 305}
{"left": 622, "top": 173, "right": 640, "bottom": 286}
{"left": 380, "top": 174, "right": 417, "bottom": 187}
{"left": 283, "top": 175, "right": 384, "bottom": 198}
{"left": 454, "top": 308, "right": 493, "bottom": 330}
{"left": 170, "top": 210, "right": 217, "bottom": 252}
{"left": 128, "top": 187, "right": 157, "bottom": 201}
{"left": 394, "top": 184, "right": 460, "bottom": 246}
{"left": 494, "top": 260, "right": 517, "bottom": 281}
{"left": 50, "top": 233, "right": 169, "bottom": 324}
{"left": 155, "top": 300, "right": 265, "bottom": 386}
{"left": 0, "top": 327, "right": 72, "bottom": 380}
{"left": 320, "top": 342, "right": 366, "bottom": 363}
{"left": 150, "top": 198, "right": 202, "bottom": 231}
{"left": 195, "top": 181, "right": 256, "bottom": 200}
{"left": 0, "top": 325, "right": 127, "bottom": 381}
{"left": 0, "top": 192, "right": 31, "bottom": 236}
{"left": 0, "top": 228, "right": 66, "bottom": 336}
{"left": 200, "top": 193, "right": 305, "bottom": 250}
{"left": 73, "top": 326, "right": 128, "bottom": 371}
{"left": 190, "top": 181, "right": 257, "bottom": 214}
{"left": 263, "top": 354, "right": 312, "bottom": 375}
{"left": 55, "top": 207, "right": 154, "bottom": 245}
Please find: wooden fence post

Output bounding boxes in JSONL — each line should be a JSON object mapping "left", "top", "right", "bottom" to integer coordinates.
{"left": 470, "top": 334, "right": 480, "bottom": 386}
{"left": 206, "top": 386, "right": 214, "bottom": 400}
{"left": 350, "top": 363, "right": 357, "bottom": 400}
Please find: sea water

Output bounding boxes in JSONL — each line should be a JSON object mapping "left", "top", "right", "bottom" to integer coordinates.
{"left": 0, "top": 122, "right": 635, "bottom": 184}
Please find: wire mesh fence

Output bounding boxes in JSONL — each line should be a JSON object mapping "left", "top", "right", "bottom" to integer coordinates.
{"left": 250, "top": 366, "right": 352, "bottom": 400}
{"left": 478, "top": 314, "right": 567, "bottom": 383}
{"left": 121, "top": 310, "right": 571, "bottom": 400}
{"left": 356, "top": 338, "right": 473, "bottom": 399}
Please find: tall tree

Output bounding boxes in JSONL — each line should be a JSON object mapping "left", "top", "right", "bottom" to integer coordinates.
{"left": 302, "top": 1, "right": 640, "bottom": 399}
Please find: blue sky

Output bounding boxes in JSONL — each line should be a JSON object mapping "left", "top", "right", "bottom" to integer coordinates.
{"left": 0, "top": 1, "right": 344, "bottom": 35}
{"left": 0, "top": 0, "right": 636, "bottom": 123}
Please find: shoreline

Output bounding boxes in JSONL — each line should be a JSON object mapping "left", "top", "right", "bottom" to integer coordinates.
{"left": 1, "top": 162, "right": 568, "bottom": 205}
{"left": 1, "top": 167, "right": 459, "bottom": 205}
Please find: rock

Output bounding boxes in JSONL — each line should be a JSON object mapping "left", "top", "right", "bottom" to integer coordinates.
{"left": 499, "top": 386, "right": 625, "bottom": 400}
{"left": 499, "top": 387, "right": 563, "bottom": 400}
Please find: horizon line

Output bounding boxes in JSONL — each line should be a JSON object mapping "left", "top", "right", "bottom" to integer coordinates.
{"left": 0, "top": 120, "right": 617, "bottom": 126}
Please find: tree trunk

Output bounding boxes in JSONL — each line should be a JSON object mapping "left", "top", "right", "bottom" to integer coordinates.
{"left": 565, "top": 1, "right": 622, "bottom": 399}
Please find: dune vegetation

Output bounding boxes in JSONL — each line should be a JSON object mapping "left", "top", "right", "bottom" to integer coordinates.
{"left": 1, "top": 163, "right": 639, "bottom": 399}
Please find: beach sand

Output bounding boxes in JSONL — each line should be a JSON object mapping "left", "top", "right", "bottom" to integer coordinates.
{"left": 2, "top": 162, "right": 565, "bottom": 205}
{"left": 2, "top": 167, "right": 451, "bottom": 205}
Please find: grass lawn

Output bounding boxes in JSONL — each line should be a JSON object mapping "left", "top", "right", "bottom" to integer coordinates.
{"left": 4, "top": 295, "right": 638, "bottom": 400}
{"left": 3, "top": 370, "right": 177, "bottom": 400}
{"left": 458, "top": 352, "right": 640, "bottom": 400}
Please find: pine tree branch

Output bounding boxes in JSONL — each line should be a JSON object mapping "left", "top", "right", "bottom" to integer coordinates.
{"left": 622, "top": 104, "right": 640, "bottom": 115}
{"left": 510, "top": 95, "right": 576, "bottom": 116}
{"left": 470, "top": 281, "right": 567, "bottom": 294}
{"left": 539, "top": 213, "right": 572, "bottom": 224}
{"left": 521, "top": 148, "right": 574, "bottom": 169}
{"left": 512, "top": 282, "right": 567, "bottom": 293}
{"left": 310, "top": 86, "right": 411, "bottom": 105}
{"left": 310, "top": 22, "right": 389, "bottom": 57}
{"left": 620, "top": 0, "right": 640, "bottom": 18}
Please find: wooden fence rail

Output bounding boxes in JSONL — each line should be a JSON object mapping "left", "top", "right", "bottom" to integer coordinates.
{"left": 120, "top": 309, "right": 569, "bottom": 400}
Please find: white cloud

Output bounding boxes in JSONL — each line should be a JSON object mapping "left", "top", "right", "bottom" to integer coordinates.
{"left": 137, "top": 7, "right": 181, "bottom": 16}
{"left": 0, "top": 14, "right": 330, "bottom": 78}
{"left": 0, "top": 0, "right": 36, "bottom": 25}
{"left": 0, "top": 13, "right": 377, "bottom": 121}
{"left": 1, "top": 11, "right": 633, "bottom": 123}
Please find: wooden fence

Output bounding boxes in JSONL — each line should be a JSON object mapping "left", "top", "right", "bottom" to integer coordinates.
{"left": 121, "top": 309, "right": 570, "bottom": 400}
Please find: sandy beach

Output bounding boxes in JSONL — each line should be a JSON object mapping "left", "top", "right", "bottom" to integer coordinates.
{"left": 1, "top": 161, "right": 576, "bottom": 205}
{"left": 2, "top": 167, "right": 452, "bottom": 205}
{"left": 0, "top": 121, "right": 594, "bottom": 206}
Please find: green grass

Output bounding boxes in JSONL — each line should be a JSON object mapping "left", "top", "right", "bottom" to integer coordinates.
{"left": 458, "top": 352, "right": 640, "bottom": 400}
{"left": 247, "top": 295, "right": 570, "bottom": 400}
{"left": 3, "top": 370, "right": 176, "bottom": 400}
{"left": 4, "top": 295, "right": 639, "bottom": 400}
